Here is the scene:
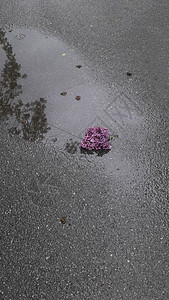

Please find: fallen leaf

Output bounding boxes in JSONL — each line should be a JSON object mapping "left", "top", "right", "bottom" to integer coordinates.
{"left": 76, "top": 65, "right": 82, "bottom": 69}
{"left": 101, "top": 284, "right": 104, "bottom": 287}
{"left": 109, "top": 134, "right": 114, "bottom": 140}
{"left": 60, "top": 92, "right": 67, "bottom": 96}
{"left": 127, "top": 72, "right": 132, "bottom": 76}
{"left": 60, "top": 217, "right": 66, "bottom": 224}
{"left": 75, "top": 96, "right": 81, "bottom": 101}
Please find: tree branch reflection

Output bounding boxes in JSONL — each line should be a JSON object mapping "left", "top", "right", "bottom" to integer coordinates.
{"left": 0, "top": 28, "right": 50, "bottom": 141}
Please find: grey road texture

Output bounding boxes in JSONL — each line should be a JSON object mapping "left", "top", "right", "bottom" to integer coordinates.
{"left": 0, "top": 1, "right": 169, "bottom": 299}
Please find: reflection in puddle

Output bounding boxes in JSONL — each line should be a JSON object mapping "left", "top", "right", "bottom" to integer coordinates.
{"left": 8, "top": 98, "right": 50, "bottom": 141}
{"left": 80, "top": 147, "right": 110, "bottom": 157}
{"left": 65, "top": 140, "right": 80, "bottom": 154}
{"left": 64, "top": 139, "right": 110, "bottom": 156}
{"left": 0, "top": 28, "right": 50, "bottom": 141}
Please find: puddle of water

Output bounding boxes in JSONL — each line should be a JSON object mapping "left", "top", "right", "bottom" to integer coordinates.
{"left": 0, "top": 27, "right": 147, "bottom": 182}
{"left": 0, "top": 28, "right": 114, "bottom": 143}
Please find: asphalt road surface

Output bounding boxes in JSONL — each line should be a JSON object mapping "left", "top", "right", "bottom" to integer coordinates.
{"left": 0, "top": 1, "right": 169, "bottom": 299}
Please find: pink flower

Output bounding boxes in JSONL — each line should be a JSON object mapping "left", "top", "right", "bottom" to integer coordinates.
{"left": 81, "top": 127, "right": 111, "bottom": 150}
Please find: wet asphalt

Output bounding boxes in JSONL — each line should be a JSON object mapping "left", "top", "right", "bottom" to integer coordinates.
{"left": 0, "top": 1, "right": 169, "bottom": 299}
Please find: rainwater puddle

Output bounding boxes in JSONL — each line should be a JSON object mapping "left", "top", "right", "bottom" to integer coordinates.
{"left": 0, "top": 28, "right": 112, "bottom": 143}
{"left": 0, "top": 27, "right": 146, "bottom": 181}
